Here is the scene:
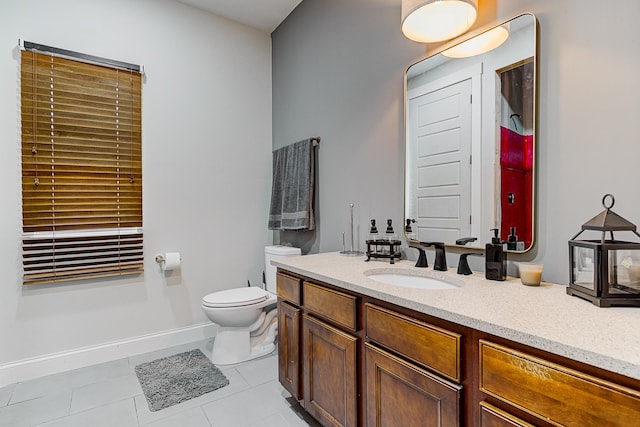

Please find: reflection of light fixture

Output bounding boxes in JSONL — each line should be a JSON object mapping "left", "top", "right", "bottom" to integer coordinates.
{"left": 442, "top": 25, "right": 509, "bottom": 58}
{"left": 401, "top": 0, "right": 478, "bottom": 43}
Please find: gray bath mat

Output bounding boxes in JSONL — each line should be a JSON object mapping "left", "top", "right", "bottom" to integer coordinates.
{"left": 135, "top": 349, "right": 229, "bottom": 411}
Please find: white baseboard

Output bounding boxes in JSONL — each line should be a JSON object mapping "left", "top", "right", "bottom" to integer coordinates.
{"left": 0, "top": 322, "right": 217, "bottom": 387}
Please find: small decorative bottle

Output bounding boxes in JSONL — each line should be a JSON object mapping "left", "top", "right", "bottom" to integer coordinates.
{"left": 368, "top": 219, "right": 381, "bottom": 254}
{"left": 384, "top": 219, "right": 397, "bottom": 254}
{"left": 405, "top": 219, "right": 417, "bottom": 241}
{"left": 385, "top": 219, "right": 397, "bottom": 242}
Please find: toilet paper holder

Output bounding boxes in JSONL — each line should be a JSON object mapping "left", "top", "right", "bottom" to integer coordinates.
{"left": 155, "top": 252, "right": 182, "bottom": 271}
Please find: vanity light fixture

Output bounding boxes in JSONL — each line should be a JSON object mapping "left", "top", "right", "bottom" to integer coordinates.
{"left": 401, "top": 0, "right": 478, "bottom": 43}
{"left": 442, "top": 25, "right": 509, "bottom": 58}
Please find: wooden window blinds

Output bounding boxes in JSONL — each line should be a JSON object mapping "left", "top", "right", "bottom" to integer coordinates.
{"left": 20, "top": 48, "right": 143, "bottom": 285}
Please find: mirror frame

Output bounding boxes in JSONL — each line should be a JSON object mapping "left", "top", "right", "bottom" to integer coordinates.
{"left": 404, "top": 13, "right": 538, "bottom": 253}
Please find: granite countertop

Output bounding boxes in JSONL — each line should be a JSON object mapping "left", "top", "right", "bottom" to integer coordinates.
{"left": 272, "top": 251, "right": 640, "bottom": 381}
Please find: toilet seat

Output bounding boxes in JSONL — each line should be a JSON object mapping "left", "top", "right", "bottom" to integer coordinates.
{"left": 202, "top": 287, "right": 270, "bottom": 308}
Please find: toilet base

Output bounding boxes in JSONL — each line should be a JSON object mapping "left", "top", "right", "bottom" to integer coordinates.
{"left": 211, "top": 327, "right": 275, "bottom": 365}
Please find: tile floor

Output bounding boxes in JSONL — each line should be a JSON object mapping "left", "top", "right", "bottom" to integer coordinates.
{"left": 0, "top": 340, "right": 321, "bottom": 427}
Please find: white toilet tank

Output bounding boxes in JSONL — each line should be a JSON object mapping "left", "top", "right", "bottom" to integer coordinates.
{"left": 265, "top": 245, "right": 301, "bottom": 293}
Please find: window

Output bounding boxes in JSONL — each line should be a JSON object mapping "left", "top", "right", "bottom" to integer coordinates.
{"left": 20, "top": 45, "right": 143, "bottom": 285}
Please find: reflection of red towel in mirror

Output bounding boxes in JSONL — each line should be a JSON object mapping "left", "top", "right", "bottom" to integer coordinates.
{"left": 500, "top": 126, "right": 533, "bottom": 247}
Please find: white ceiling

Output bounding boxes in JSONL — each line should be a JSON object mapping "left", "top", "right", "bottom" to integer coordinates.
{"left": 177, "top": 0, "right": 303, "bottom": 33}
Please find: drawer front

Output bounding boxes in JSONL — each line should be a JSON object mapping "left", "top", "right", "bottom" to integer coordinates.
{"left": 480, "top": 340, "right": 640, "bottom": 427}
{"left": 366, "top": 343, "right": 461, "bottom": 427}
{"left": 365, "top": 304, "right": 461, "bottom": 382}
{"left": 303, "top": 282, "right": 357, "bottom": 331}
{"left": 276, "top": 272, "right": 302, "bottom": 305}
{"left": 479, "top": 402, "right": 535, "bottom": 427}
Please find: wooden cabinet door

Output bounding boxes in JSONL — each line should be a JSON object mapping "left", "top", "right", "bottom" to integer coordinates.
{"left": 303, "top": 314, "right": 358, "bottom": 427}
{"left": 278, "top": 300, "right": 302, "bottom": 400}
{"left": 365, "top": 343, "right": 461, "bottom": 427}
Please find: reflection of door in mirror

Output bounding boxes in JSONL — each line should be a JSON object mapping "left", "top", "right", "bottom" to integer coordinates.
{"left": 497, "top": 59, "right": 534, "bottom": 249}
{"left": 407, "top": 80, "right": 472, "bottom": 243}
{"left": 406, "top": 62, "right": 482, "bottom": 244}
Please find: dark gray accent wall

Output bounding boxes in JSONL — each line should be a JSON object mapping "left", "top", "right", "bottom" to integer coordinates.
{"left": 272, "top": 0, "right": 424, "bottom": 255}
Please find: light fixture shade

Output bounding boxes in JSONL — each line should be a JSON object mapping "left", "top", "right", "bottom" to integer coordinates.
{"left": 442, "top": 26, "right": 509, "bottom": 58}
{"left": 402, "top": 0, "right": 478, "bottom": 43}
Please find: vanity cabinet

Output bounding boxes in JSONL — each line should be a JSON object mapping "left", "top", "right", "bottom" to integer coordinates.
{"left": 276, "top": 268, "right": 640, "bottom": 427}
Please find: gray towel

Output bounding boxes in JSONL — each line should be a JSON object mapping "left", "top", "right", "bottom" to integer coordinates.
{"left": 268, "top": 139, "right": 315, "bottom": 231}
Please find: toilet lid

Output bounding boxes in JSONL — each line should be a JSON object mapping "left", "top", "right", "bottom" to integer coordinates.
{"left": 202, "top": 287, "right": 270, "bottom": 308}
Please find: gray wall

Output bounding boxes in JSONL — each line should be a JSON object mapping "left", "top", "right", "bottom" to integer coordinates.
{"left": 272, "top": 0, "right": 640, "bottom": 284}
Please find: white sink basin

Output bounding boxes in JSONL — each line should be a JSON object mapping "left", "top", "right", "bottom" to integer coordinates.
{"left": 366, "top": 273, "right": 459, "bottom": 290}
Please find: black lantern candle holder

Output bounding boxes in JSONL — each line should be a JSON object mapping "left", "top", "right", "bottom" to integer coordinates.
{"left": 568, "top": 194, "right": 640, "bottom": 307}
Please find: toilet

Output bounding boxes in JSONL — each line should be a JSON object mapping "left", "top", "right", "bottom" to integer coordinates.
{"left": 202, "top": 245, "right": 301, "bottom": 364}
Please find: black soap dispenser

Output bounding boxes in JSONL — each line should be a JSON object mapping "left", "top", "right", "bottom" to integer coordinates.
{"left": 485, "top": 228, "right": 506, "bottom": 281}
{"left": 507, "top": 227, "right": 518, "bottom": 251}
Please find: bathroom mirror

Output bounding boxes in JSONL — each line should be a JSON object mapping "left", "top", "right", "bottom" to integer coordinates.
{"left": 405, "top": 13, "right": 536, "bottom": 252}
